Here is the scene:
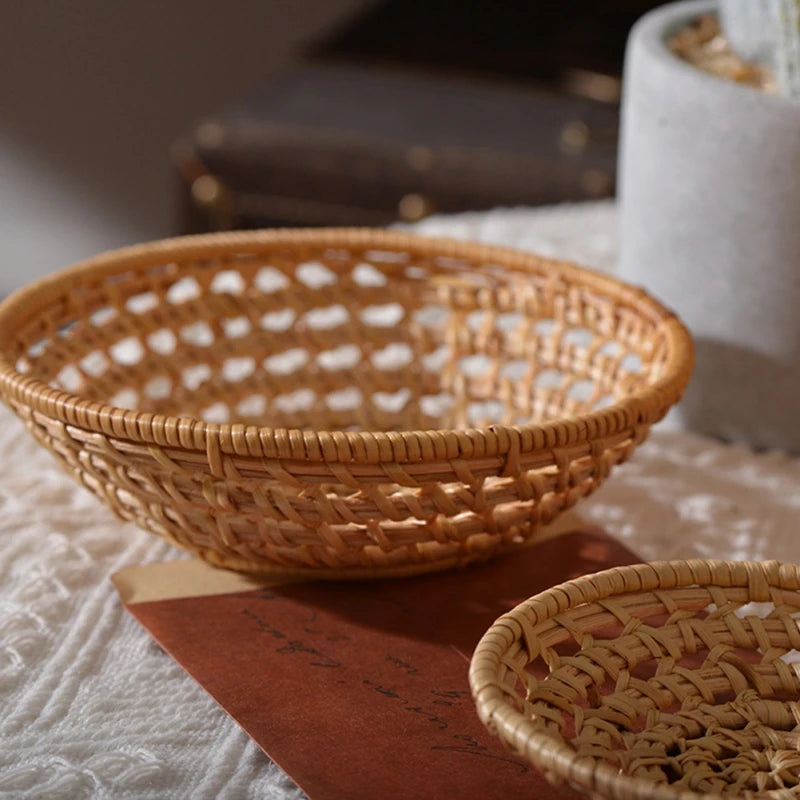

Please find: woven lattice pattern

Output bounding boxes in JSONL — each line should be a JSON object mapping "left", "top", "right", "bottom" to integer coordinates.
{"left": 471, "top": 560, "right": 800, "bottom": 799}
{"left": 0, "top": 230, "right": 691, "bottom": 577}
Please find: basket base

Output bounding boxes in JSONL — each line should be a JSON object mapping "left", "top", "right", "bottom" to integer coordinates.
{"left": 160, "top": 512, "right": 585, "bottom": 581}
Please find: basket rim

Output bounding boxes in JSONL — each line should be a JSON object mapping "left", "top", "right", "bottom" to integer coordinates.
{"left": 469, "top": 558, "right": 800, "bottom": 800}
{"left": 0, "top": 228, "right": 694, "bottom": 464}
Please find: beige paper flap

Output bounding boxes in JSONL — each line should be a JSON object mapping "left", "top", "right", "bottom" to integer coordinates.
{"left": 111, "top": 557, "right": 283, "bottom": 604}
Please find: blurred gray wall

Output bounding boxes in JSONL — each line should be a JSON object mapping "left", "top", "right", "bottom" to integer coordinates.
{"left": 0, "top": 0, "right": 367, "bottom": 294}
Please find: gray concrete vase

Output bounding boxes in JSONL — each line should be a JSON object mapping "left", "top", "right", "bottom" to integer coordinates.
{"left": 619, "top": 0, "right": 800, "bottom": 452}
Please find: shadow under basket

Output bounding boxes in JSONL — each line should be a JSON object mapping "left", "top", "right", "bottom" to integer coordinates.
{"left": 470, "top": 560, "right": 800, "bottom": 799}
{"left": 0, "top": 229, "right": 692, "bottom": 578}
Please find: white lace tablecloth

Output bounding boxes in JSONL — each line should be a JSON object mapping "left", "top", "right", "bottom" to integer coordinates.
{"left": 4, "top": 201, "right": 800, "bottom": 799}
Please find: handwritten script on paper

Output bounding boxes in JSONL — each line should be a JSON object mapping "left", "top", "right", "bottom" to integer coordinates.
{"left": 124, "top": 529, "right": 639, "bottom": 799}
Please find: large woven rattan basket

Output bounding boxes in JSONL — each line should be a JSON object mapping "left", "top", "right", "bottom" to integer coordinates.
{"left": 0, "top": 230, "right": 692, "bottom": 577}
{"left": 470, "top": 560, "right": 800, "bottom": 799}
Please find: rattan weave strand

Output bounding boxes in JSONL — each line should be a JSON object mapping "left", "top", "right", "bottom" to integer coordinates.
{"left": 471, "top": 560, "right": 800, "bottom": 799}
{"left": 0, "top": 230, "right": 692, "bottom": 577}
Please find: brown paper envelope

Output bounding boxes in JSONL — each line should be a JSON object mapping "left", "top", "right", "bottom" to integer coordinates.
{"left": 114, "top": 521, "right": 640, "bottom": 799}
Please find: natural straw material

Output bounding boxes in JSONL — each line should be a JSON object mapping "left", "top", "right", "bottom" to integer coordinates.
{"left": 470, "top": 560, "right": 800, "bottom": 799}
{"left": 0, "top": 229, "right": 691, "bottom": 577}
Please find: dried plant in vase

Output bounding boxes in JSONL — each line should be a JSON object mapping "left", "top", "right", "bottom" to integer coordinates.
{"left": 667, "top": 0, "right": 800, "bottom": 95}
{"left": 720, "top": 0, "right": 800, "bottom": 97}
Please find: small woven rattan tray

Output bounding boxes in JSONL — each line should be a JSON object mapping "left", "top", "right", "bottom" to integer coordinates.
{"left": 0, "top": 230, "right": 691, "bottom": 577}
{"left": 470, "top": 560, "right": 800, "bottom": 799}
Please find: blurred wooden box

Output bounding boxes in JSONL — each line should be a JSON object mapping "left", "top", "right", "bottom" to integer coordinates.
{"left": 174, "top": 63, "right": 619, "bottom": 231}
{"left": 173, "top": 1, "right": 658, "bottom": 231}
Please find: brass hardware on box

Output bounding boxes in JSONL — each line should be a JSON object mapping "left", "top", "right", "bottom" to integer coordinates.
{"left": 397, "top": 192, "right": 432, "bottom": 221}
{"left": 191, "top": 175, "right": 223, "bottom": 207}
{"left": 580, "top": 168, "right": 613, "bottom": 197}
{"left": 405, "top": 146, "right": 436, "bottom": 172}
{"left": 559, "top": 120, "right": 591, "bottom": 154}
